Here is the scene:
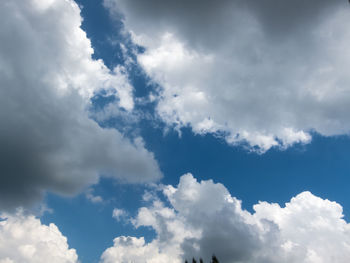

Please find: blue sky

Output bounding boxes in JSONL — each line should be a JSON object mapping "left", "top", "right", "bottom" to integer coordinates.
{"left": 1, "top": 0, "right": 350, "bottom": 263}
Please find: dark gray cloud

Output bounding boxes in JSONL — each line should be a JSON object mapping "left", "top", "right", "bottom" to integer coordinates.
{"left": 181, "top": 210, "right": 263, "bottom": 262}
{"left": 246, "top": 0, "right": 341, "bottom": 35}
{"left": 106, "top": 0, "right": 344, "bottom": 49}
{"left": 0, "top": 0, "right": 161, "bottom": 210}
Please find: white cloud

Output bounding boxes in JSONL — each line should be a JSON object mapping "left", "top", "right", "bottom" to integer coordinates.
{"left": 105, "top": 0, "right": 350, "bottom": 152}
{"left": 0, "top": 0, "right": 162, "bottom": 210}
{"left": 85, "top": 188, "right": 103, "bottom": 204}
{"left": 112, "top": 208, "right": 127, "bottom": 221}
{"left": 101, "top": 236, "right": 173, "bottom": 263}
{"left": 0, "top": 212, "right": 78, "bottom": 263}
{"left": 101, "top": 174, "right": 350, "bottom": 263}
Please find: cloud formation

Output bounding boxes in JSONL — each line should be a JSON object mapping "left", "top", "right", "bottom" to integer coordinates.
{"left": 101, "top": 236, "right": 172, "bottom": 263}
{"left": 106, "top": 0, "right": 350, "bottom": 151}
{"left": 112, "top": 208, "right": 127, "bottom": 221}
{"left": 85, "top": 188, "right": 104, "bottom": 204}
{"left": 101, "top": 174, "right": 350, "bottom": 263}
{"left": 0, "top": 0, "right": 161, "bottom": 210}
{"left": 0, "top": 212, "right": 78, "bottom": 263}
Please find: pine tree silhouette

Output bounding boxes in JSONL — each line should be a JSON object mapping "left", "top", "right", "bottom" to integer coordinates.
{"left": 211, "top": 254, "right": 219, "bottom": 263}
{"left": 185, "top": 255, "right": 219, "bottom": 263}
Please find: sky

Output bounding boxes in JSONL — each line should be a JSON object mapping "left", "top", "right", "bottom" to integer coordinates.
{"left": 1, "top": 0, "right": 350, "bottom": 262}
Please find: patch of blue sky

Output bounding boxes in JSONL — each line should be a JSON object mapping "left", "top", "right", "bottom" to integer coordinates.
{"left": 42, "top": 181, "right": 157, "bottom": 263}
{"left": 140, "top": 127, "right": 350, "bottom": 218}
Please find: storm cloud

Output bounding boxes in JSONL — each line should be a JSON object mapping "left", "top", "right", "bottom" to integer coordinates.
{"left": 0, "top": 0, "right": 162, "bottom": 210}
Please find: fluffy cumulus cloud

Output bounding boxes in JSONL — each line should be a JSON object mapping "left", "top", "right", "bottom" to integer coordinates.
{"left": 101, "top": 174, "right": 350, "bottom": 263}
{"left": 0, "top": 212, "right": 78, "bottom": 263}
{"left": 0, "top": 0, "right": 162, "bottom": 210}
{"left": 105, "top": 0, "right": 350, "bottom": 152}
{"left": 101, "top": 236, "right": 172, "bottom": 263}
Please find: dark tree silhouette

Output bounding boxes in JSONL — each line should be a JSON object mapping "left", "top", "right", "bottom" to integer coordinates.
{"left": 211, "top": 254, "right": 219, "bottom": 263}
{"left": 185, "top": 255, "right": 219, "bottom": 263}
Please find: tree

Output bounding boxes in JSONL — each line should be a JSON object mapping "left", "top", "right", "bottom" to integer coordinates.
{"left": 211, "top": 254, "right": 219, "bottom": 263}
{"left": 185, "top": 254, "right": 219, "bottom": 263}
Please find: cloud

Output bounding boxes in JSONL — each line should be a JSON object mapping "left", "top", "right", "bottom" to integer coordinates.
{"left": 105, "top": 0, "right": 350, "bottom": 152}
{"left": 85, "top": 188, "right": 103, "bottom": 204}
{"left": 0, "top": 211, "right": 78, "bottom": 263}
{"left": 112, "top": 208, "right": 127, "bottom": 221}
{"left": 101, "top": 174, "right": 350, "bottom": 263}
{"left": 0, "top": 0, "right": 162, "bottom": 210}
{"left": 100, "top": 236, "right": 172, "bottom": 263}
